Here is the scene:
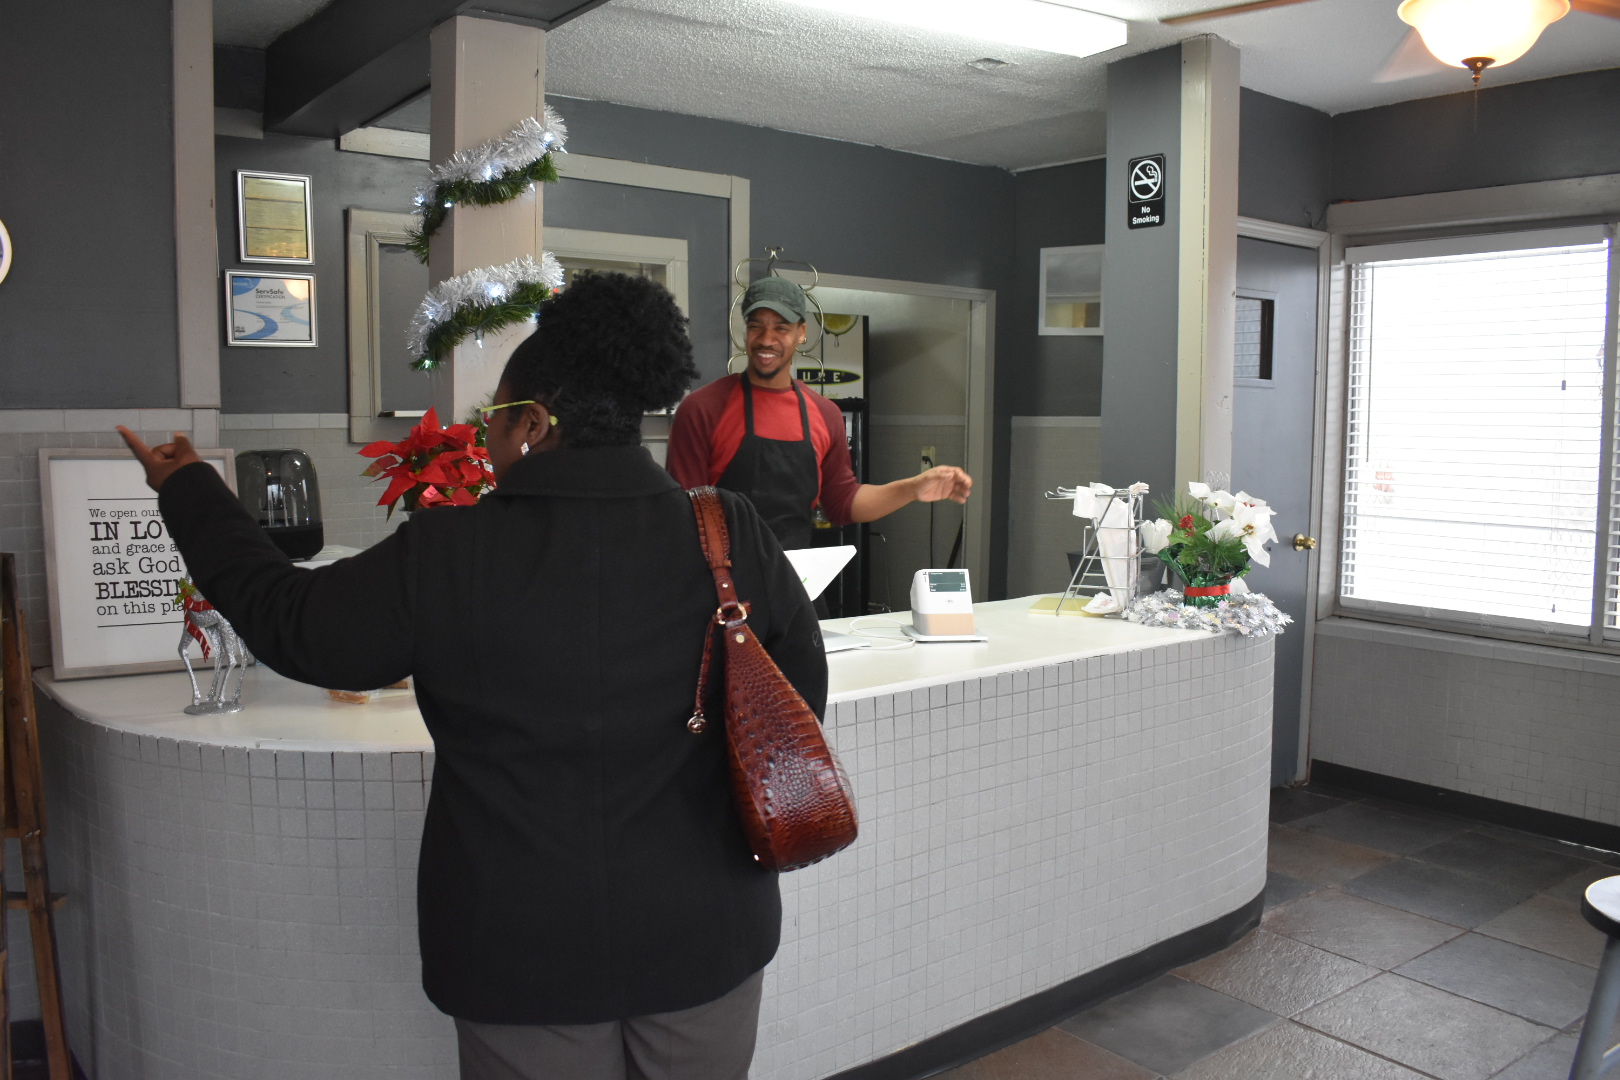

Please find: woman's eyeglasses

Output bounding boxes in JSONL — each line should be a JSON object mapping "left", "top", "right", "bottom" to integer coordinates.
{"left": 478, "top": 400, "right": 535, "bottom": 425}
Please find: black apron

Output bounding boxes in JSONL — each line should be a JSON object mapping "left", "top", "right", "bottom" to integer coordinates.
{"left": 716, "top": 376, "right": 820, "bottom": 552}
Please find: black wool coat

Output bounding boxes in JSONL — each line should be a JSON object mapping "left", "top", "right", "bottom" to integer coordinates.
{"left": 157, "top": 447, "right": 827, "bottom": 1024}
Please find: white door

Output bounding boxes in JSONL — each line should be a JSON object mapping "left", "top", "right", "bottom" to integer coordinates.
{"left": 1232, "top": 234, "right": 1322, "bottom": 786}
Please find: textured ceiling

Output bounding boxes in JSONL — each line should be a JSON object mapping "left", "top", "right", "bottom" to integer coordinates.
{"left": 223, "top": 0, "right": 1620, "bottom": 170}
{"left": 214, "top": 0, "right": 335, "bottom": 47}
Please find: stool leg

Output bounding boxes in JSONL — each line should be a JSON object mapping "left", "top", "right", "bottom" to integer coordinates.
{"left": 1571, "top": 936, "right": 1620, "bottom": 1080}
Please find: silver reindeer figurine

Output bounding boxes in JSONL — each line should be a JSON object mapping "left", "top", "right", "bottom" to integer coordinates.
{"left": 177, "top": 583, "right": 247, "bottom": 715}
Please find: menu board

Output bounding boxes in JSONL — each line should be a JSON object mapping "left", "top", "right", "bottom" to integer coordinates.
{"left": 40, "top": 449, "right": 235, "bottom": 680}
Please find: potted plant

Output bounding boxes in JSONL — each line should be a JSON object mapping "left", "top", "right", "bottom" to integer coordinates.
{"left": 1139, "top": 483, "right": 1278, "bottom": 607}
{"left": 359, "top": 407, "right": 492, "bottom": 516}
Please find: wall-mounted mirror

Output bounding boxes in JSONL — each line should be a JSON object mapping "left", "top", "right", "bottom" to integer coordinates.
{"left": 346, "top": 214, "right": 691, "bottom": 444}
{"left": 346, "top": 209, "right": 429, "bottom": 443}
{"left": 1039, "top": 244, "right": 1104, "bottom": 336}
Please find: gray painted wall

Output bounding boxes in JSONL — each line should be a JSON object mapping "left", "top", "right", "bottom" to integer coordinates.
{"left": 1331, "top": 67, "right": 1620, "bottom": 202}
{"left": 1099, "top": 45, "right": 1184, "bottom": 501}
{"left": 1007, "top": 160, "right": 1107, "bottom": 417}
{"left": 215, "top": 134, "right": 430, "bottom": 414}
{"left": 1239, "top": 89, "right": 1331, "bottom": 229}
{"left": 0, "top": 2, "right": 180, "bottom": 409}
{"left": 550, "top": 96, "right": 1017, "bottom": 295}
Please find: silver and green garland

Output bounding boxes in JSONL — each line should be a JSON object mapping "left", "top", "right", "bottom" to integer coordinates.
{"left": 407, "top": 254, "right": 564, "bottom": 370}
{"left": 1125, "top": 590, "right": 1293, "bottom": 639}
{"left": 407, "top": 108, "right": 568, "bottom": 262}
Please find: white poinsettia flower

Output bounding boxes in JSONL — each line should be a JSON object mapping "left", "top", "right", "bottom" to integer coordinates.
{"left": 1232, "top": 490, "right": 1269, "bottom": 508}
{"left": 1187, "top": 481, "right": 1212, "bottom": 500}
{"left": 1206, "top": 489, "right": 1238, "bottom": 515}
{"left": 1139, "top": 518, "right": 1174, "bottom": 554}
{"left": 1209, "top": 518, "right": 1243, "bottom": 542}
{"left": 1224, "top": 502, "right": 1278, "bottom": 567}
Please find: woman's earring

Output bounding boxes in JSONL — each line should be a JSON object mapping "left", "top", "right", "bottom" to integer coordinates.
{"left": 520, "top": 442, "right": 529, "bottom": 456}
{"left": 548, "top": 415, "right": 558, "bottom": 427}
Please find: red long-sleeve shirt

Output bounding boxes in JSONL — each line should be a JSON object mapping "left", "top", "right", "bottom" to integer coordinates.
{"left": 665, "top": 375, "right": 860, "bottom": 525}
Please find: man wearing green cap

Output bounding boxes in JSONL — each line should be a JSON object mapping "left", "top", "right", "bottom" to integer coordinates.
{"left": 666, "top": 276, "right": 973, "bottom": 555}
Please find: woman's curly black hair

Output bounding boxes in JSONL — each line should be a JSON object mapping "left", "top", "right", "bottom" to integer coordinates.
{"left": 499, "top": 271, "right": 698, "bottom": 448}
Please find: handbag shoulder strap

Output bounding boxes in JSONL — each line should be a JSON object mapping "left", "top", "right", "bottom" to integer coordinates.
{"left": 687, "top": 487, "right": 746, "bottom": 732}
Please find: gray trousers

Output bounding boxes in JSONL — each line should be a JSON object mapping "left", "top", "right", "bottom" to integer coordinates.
{"left": 455, "top": 970, "right": 765, "bottom": 1080}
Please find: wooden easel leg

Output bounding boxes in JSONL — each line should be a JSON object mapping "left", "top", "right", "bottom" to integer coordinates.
{"left": 3, "top": 590, "right": 69, "bottom": 1079}
{"left": 18, "top": 829, "right": 66, "bottom": 1080}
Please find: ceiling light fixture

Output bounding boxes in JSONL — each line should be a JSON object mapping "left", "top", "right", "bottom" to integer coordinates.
{"left": 780, "top": 0, "right": 1128, "bottom": 61}
{"left": 1397, "top": 0, "right": 1570, "bottom": 84}
{"left": 967, "top": 57, "right": 1014, "bottom": 70}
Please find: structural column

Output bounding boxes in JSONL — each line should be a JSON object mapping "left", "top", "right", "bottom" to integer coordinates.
{"left": 428, "top": 16, "right": 547, "bottom": 426}
{"left": 1100, "top": 36, "right": 1240, "bottom": 498}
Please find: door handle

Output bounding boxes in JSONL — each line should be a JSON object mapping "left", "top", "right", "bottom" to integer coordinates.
{"left": 1292, "top": 534, "right": 1317, "bottom": 551}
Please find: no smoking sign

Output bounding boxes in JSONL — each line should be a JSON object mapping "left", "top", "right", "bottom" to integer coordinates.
{"left": 1127, "top": 154, "right": 1166, "bottom": 229}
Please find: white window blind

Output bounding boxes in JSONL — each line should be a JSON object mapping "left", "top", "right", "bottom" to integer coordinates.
{"left": 1341, "top": 231, "right": 1615, "bottom": 633}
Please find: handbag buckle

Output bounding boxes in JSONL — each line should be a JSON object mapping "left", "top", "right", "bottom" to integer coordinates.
{"left": 714, "top": 600, "right": 749, "bottom": 628}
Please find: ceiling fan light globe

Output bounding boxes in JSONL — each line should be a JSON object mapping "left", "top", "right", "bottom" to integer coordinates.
{"left": 1397, "top": 0, "right": 1570, "bottom": 69}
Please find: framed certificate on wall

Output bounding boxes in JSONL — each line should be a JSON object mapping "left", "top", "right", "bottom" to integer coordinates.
{"left": 237, "top": 170, "right": 313, "bottom": 263}
{"left": 225, "top": 270, "right": 317, "bottom": 347}
{"left": 39, "top": 448, "right": 236, "bottom": 680}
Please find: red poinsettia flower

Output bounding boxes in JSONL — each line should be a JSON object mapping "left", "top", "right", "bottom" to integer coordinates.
{"left": 359, "top": 407, "right": 493, "bottom": 516}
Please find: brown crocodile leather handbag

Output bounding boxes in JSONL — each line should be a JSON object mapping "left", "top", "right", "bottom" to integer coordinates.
{"left": 687, "top": 487, "right": 858, "bottom": 871}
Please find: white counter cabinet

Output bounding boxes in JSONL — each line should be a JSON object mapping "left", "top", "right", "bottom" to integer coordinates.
{"left": 33, "top": 598, "right": 1272, "bottom": 1080}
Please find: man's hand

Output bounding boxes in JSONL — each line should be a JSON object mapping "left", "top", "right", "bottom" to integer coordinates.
{"left": 117, "top": 427, "right": 204, "bottom": 493}
{"left": 913, "top": 465, "right": 972, "bottom": 505}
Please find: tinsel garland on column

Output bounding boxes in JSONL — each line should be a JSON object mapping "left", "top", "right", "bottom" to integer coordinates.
{"left": 407, "top": 254, "right": 564, "bottom": 370}
{"left": 407, "top": 108, "right": 568, "bottom": 262}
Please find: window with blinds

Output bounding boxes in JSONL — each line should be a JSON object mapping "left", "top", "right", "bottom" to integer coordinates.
{"left": 1340, "top": 226, "right": 1619, "bottom": 639}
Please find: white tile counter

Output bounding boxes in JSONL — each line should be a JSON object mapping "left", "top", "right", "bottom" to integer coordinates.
{"left": 32, "top": 598, "right": 1273, "bottom": 1080}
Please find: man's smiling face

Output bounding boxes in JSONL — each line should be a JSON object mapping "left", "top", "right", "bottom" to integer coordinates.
{"left": 744, "top": 309, "right": 806, "bottom": 386}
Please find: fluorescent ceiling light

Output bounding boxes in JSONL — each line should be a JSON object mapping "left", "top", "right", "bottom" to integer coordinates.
{"left": 780, "top": 0, "right": 1128, "bottom": 60}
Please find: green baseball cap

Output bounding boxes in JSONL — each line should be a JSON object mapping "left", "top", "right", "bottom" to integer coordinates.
{"left": 742, "top": 277, "right": 808, "bottom": 323}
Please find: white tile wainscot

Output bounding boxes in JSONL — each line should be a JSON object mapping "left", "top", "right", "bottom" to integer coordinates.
{"left": 31, "top": 598, "right": 1272, "bottom": 1080}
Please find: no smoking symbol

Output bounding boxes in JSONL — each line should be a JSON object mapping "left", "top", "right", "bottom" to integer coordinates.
{"left": 1130, "top": 158, "right": 1162, "bottom": 200}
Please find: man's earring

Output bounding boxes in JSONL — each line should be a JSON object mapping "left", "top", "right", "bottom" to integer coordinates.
{"left": 548, "top": 415, "right": 558, "bottom": 427}
{"left": 520, "top": 442, "right": 529, "bottom": 456}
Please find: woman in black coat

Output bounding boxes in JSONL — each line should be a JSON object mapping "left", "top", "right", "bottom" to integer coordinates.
{"left": 119, "top": 272, "right": 827, "bottom": 1079}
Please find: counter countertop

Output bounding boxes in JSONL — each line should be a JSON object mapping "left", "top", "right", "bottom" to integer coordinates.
{"left": 35, "top": 597, "right": 1212, "bottom": 750}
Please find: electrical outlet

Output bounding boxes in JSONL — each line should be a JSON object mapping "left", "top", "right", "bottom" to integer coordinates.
{"left": 921, "top": 445, "right": 936, "bottom": 469}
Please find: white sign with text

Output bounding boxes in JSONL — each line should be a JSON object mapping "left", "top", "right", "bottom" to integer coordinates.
{"left": 40, "top": 449, "right": 235, "bottom": 680}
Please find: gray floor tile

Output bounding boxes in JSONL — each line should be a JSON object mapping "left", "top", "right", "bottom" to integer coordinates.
{"left": 1395, "top": 933, "right": 1596, "bottom": 1028}
{"left": 1302, "top": 780, "right": 1367, "bottom": 802}
{"left": 1490, "top": 1033, "right": 1580, "bottom": 1080}
{"left": 1413, "top": 831, "right": 1592, "bottom": 894}
{"left": 1268, "top": 824, "right": 1396, "bottom": 886}
{"left": 1545, "top": 863, "right": 1620, "bottom": 905}
{"left": 933, "top": 1028, "right": 1158, "bottom": 1080}
{"left": 1262, "top": 887, "right": 1464, "bottom": 970}
{"left": 1174, "top": 929, "right": 1378, "bottom": 1017}
{"left": 1173, "top": 1020, "right": 1429, "bottom": 1080}
{"left": 1294, "top": 802, "right": 1470, "bottom": 854}
{"left": 1271, "top": 788, "right": 1347, "bottom": 824}
{"left": 1058, "top": 975, "right": 1277, "bottom": 1076}
{"left": 1473, "top": 824, "right": 1618, "bottom": 865}
{"left": 1344, "top": 858, "right": 1534, "bottom": 927}
{"left": 1478, "top": 893, "right": 1610, "bottom": 968}
{"left": 1263, "top": 870, "right": 1316, "bottom": 911}
{"left": 1296, "top": 973, "right": 1554, "bottom": 1080}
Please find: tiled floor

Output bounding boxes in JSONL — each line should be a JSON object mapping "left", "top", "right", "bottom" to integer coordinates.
{"left": 937, "top": 785, "right": 1619, "bottom": 1080}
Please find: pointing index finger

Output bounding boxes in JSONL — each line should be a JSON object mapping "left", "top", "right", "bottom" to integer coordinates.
{"left": 116, "top": 426, "right": 157, "bottom": 468}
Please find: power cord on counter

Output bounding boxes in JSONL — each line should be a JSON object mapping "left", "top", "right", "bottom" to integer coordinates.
{"left": 844, "top": 616, "right": 917, "bottom": 651}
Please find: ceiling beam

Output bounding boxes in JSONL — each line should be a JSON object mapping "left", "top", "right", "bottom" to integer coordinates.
{"left": 264, "top": 0, "right": 609, "bottom": 136}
